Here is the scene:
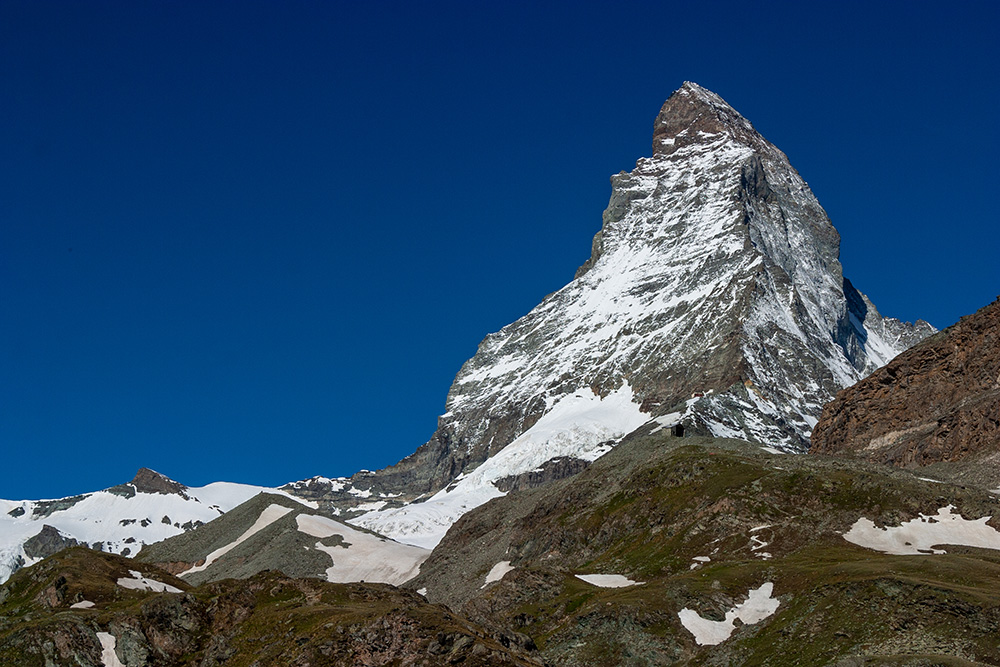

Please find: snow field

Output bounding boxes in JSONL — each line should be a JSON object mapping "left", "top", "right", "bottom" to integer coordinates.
{"left": 0, "top": 480, "right": 311, "bottom": 584}
{"left": 351, "top": 384, "right": 649, "bottom": 549}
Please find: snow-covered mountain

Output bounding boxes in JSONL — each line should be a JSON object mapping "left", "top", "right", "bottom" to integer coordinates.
{"left": 293, "top": 82, "right": 933, "bottom": 548}
{"left": 0, "top": 468, "right": 308, "bottom": 583}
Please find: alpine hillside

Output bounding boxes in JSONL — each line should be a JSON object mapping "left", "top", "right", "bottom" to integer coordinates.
{"left": 293, "top": 82, "right": 933, "bottom": 548}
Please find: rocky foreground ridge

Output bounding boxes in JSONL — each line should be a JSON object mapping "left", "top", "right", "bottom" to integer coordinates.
{"left": 0, "top": 548, "right": 538, "bottom": 666}
{"left": 812, "top": 296, "right": 1000, "bottom": 483}
{"left": 7, "top": 431, "right": 1000, "bottom": 665}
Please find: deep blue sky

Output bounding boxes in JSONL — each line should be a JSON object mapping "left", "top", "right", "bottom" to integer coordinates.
{"left": 2, "top": 2, "right": 997, "bottom": 499}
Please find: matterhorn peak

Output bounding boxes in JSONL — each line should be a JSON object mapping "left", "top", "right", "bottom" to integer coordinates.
{"left": 326, "top": 83, "right": 934, "bottom": 548}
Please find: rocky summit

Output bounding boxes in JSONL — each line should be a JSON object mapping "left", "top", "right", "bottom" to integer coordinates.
{"left": 306, "top": 82, "right": 932, "bottom": 548}
{"left": 812, "top": 296, "right": 1000, "bottom": 486}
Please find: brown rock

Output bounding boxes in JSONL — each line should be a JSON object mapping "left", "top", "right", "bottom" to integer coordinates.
{"left": 811, "top": 297, "right": 1000, "bottom": 471}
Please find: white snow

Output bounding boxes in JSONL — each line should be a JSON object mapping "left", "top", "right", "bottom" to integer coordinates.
{"left": 97, "top": 632, "right": 125, "bottom": 667}
{"left": 178, "top": 503, "right": 293, "bottom": 576}
{"left": 295, "top": 513, "right": 428, "bottom": 585}
{"left": 843, "top": 505, "right": 1000, "bottom": 555}
{"left": 575, "top": 573, "right": 643, "bottom": 588}
{"left": 690, "top": 556, "right": 711, "bottom": 570}
{"left": 117, "top": 569, "right": 182, "bottom": 593}
{"left": 678, "top": 582, "right": 780, "bottom": 645}
{"left": 351, "top": 383, "right": 648, "bottom": 548}
{"left": 417, "top": 587, "right": 428, "bottom": 596}
{"left": 481, "top": 560, "right": 515, "bottom": 588}
{"left": 70, "top": 600, "right": 95, "bottom": 609}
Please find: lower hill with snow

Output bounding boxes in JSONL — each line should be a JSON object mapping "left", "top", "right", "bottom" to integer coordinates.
{"left": 136, "top": 491, "right": 429, "bottom": 587}
{"left": 0, "top": 467, "right": 309, "bottom": 584}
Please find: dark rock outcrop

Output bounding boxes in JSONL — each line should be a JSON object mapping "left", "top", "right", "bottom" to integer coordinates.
{"left": 494, "top": 456, "right": 592, "bottom": 493}
{"left": 108, "top": 468, "right": 189, "bottom": 498}
{"left": 22, "top": 525, "right": 80, "bottom": 561}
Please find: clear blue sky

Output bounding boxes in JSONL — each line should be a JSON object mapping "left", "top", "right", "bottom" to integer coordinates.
{"left": 2, "top": 1, "right": 997, "bottom": 499}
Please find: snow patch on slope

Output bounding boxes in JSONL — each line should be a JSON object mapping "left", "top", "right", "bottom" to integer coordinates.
{"left": 481, "top": 561, "right": 515, "bottom": 588}
{"left": 843, "top": 506, "right": 1000, "bottom": 555}
{"left": 576, "top": 573, "right": 643, "bottom": 588}
{"left": 351, "top": 384, "right": 648, "bottom": 548}
{"left": 97, "top": 632, "right": 125, "bottom": 667}
{"left": 117, "top": 570, "right": 181, "bottom": 593}
{"left": 678, "top": 582, "right": 780, "bottom": 645}
{"left": 295, "top": 513, "right": 427, "bottom": 585}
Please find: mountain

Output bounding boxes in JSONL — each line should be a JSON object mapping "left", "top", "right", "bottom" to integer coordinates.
{"left": 0, "top": 468, "right": 305, "bottom": 584}
{"left": 0, "top": 82, "right": 989, "bottom": 666}
{"left": 408, "top": 427, "right": 1000, "bottom": 665}
{"left": 135, "top": 492, "right": 428, "bottom": 587}
{"left": 811, "top": 296, "right": 1000, "bottom": 489}
{"left": 0, "top": 548, "right": 539, "bottom": 666}
{"left": 292, "top": 81, "right": 933, "bottom": 548}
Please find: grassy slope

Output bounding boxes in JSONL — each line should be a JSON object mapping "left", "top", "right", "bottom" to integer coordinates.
{"left": 412, "top": 431, "right": 1000, "bottom": 665}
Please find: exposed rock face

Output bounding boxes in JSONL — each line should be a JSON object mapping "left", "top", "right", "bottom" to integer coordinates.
{"left": 22, "top": 525, "right": 80, "bottom": 561}
{"left": 109, "top": 468, "right": 189, "bottom": 497}
{"left": 296, "top": 83, "right": 931, "bottom": 543}
{"left": 493, "top": 456, "right": 591, "bottom": 493}
{"left": 812, "top": 297, "right": 1000, "bottom": 475}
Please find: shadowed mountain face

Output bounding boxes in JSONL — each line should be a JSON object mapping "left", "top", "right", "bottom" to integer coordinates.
{"left": 812, "top": 296, "right": 1000, "bottom": 485}
{"left": 294, "top": 82, "right": 932, "bottom": 547}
